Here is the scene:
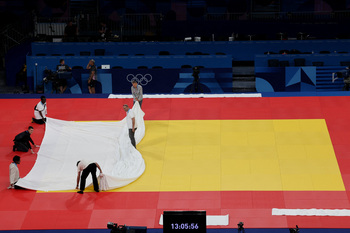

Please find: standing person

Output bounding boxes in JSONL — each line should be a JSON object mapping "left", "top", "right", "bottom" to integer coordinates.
{"left": 13, "top": 126, "right": 39, "bottom": 153}
{"left": 131, "top": 80, "right": 143, "bottom": 108}
{"left": 343, "top": 66, "right": 350, "bottom": 91}
{"left": 76, "top": 160, "right": 102, "bottom": 194}
{"left": 64, "top": 21, "right": 78, "bottom": 42}
{"left": 32, "top": 96, "right": 47, "bottom": 124}
{"left": 8, "top": 155, "right": 21, "bottom": 189}
{"left": 123, "top": 104, "right": 137, "bottom": 148}
{"left": 190, "top": 66, "right": 202, "bottom": 93}
{"left": 56, "top": 59, "right": 71, "bottom": 93}
{"left": 86, "top": 59, "right": 97, "bottom": 94}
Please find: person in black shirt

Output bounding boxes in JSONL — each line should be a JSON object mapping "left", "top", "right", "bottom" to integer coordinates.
{"left": 64, "top": 21, "right": 78, "bottom": 42}
{"left": 13, "top": 126, "right": 39, "bottom": 154}
{"left": 98, "top": 22, "right": 110, "bottom": 41}
{"left": 56, "top": 59, "right": 71, "bottom": 93}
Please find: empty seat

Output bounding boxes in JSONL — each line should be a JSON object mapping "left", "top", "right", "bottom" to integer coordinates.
{"left": 268, "top": 59, "right": 279, "bottom": 67}
{"left": 185, "top": 52, "right": 193, "bottom": 55}
{"left": 159, "top": 51, "right": 170, "bottom": 55}
{"left": 65, "top": 53, "right": 74, "bottom": 56}
{"left": 338, "top": 51, "right": 349, "bottom": 54}
{"left": 312, "top": 62, "right": 324, "bottom": 66}
{"left": 193, "top": 51, "right": 203, "bottom": 55}
{"left": 279, "top": 61, "right": 290, "bottom": 67}
{"left": 319, "top": 51, "right": 330, "bottom": 54}
{"left": 181, "top": 64, "right": 192, "bottom": 69}
{"left": 36, "top": 53, "right": 46, "bottom": 56}
{"left": 294, "top": 58, "right": 306, "bottom": 66}
{"left": 135, "top": 54, "right": 144, "bottom": 56}
{"left": 216, "top": 52, "right": 226, "bottom": 55}
{"left": 94, "top": 49, "right": 105, "bottom": 56}
{"left": 112, "top": 66, "right": 123, "bottom": 69}
{"left": 72, "top": 66, "right": 83, "bottom": 69}
{"left": 340, "top": 61, "right": 350, "bottom": 67}
{"left": 51, "top": 54, "right": 61, "bottom": 56}
{"left": 137, "top": 66, "right": 148, "bottom": 69}
{"left": 119, "top": 54, "right": 128, "bottom": 56}
{"left": 80, "top": 51, "right": 91, "bottom": 56}
{"left": 196, "top": 65, "right": 205, "bottom": 69}
{"left": 152, "top": 66, "right": 163, "bottom": 69}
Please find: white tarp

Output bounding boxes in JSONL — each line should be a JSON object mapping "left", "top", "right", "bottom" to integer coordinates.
{"left": 272, "top": 208, "right": 350, "bottom": 216}
{"left": 16, "top": 102, "right": 145, "bottom": 191}
{"left": 159, "top": 214, "right": 230, "bottom": 226}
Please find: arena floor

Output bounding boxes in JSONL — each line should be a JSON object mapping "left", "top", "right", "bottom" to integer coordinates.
{"left": 1, "top": 95, "right": 350, "bottom": 231}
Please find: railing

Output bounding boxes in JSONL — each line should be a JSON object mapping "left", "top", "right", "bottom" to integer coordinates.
{"left": 0, "top": 13, "right": 34, "bottom": 56}
{"left": 206, "top": 11, "right": 350, "bottom": 22}
{"left": 35, "top": 13, "right": 163, "bottom": 41}
{"left": 121, "top": 14, "right": 163, "bottom": 40}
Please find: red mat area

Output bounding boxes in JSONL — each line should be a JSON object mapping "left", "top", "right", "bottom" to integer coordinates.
{"left": 0, "top": 97, "right": 350, "bottom": 230}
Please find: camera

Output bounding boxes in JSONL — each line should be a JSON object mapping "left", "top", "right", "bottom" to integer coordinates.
{"left": 237, "top": 222, "right": 244, "bottom": 232}
{"left": 107, "top": 222, "right": 126, "bottom": 233}
{"left": 43, "top": 69, "right": 58, "bottom": 83}
{"left": 289, "top": 225, "right": 299, "bottom": 233}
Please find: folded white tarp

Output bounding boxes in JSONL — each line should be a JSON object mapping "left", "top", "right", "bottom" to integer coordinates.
{"left": 16, "top": 102, "right": 145, "bottom": 191}
{"left": 272, "top": 208, "right": 350, "bottom": 216}
{"left": 159, "top": 214, "right": 230, "bottom": 226}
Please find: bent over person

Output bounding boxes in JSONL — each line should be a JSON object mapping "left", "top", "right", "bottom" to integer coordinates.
{"left": 13, "top": 126, "right": 39, "bottom": 153}
{"left": 32, "top": 96, "right": 47, "bottom": 124}
{"left": 76, "top": 160, "right": 102, "bottom": 194}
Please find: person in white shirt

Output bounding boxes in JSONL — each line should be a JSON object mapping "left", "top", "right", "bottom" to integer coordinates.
{"left": 123, "top": 104, "right": 137, "bottom": 148}
{"left": 8, "top": 155, "right": 20, "bottom": 189}
{"left": 76, "top": 160, "right": 102, "bottom": 194}
{"left": 32, "top": 96, "right": 47, "bottom": 124}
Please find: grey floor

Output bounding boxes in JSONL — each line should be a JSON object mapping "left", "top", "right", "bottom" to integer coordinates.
{"left": 0, "top": 70, "right": 33, "bottom": 94}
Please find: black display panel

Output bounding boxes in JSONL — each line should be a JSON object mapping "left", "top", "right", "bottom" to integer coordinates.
{"left": 163, "top": 211, "right": 206, "bottom": 233}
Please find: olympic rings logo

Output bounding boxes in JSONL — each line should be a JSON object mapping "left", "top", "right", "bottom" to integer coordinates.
{"left": 126, "top": 74, "right": 152, "bottom": 86}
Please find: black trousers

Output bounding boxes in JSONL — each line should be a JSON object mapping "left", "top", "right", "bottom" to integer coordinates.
{"left": 129, "top": 128, "right": 137, "bottom": 148}
{"left": 80, "top": 163, "right": 99, "bottom": 192}
{"left": 32, "top": 117, "right": 45, "bottom": 124}
{"left": 14, "top": 141, "right": 30, "bottom": 152}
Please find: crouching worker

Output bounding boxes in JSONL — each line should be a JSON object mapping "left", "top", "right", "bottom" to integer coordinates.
{"left": 76, "top": 160, "right": 102, "bottom": 194}
{"left": 13, "top": 126, "right": 39, "bottom": 153}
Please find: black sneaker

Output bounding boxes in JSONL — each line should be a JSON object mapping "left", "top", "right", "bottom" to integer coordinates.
{"left": 77, "top": 191, "right": 84, "bottom": 194}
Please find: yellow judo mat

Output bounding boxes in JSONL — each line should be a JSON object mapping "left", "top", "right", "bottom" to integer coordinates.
{"left": 116, "top": 119, "right": 345, "bottom": 192}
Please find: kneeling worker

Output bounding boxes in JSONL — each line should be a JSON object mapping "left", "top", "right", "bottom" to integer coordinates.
{"left": 13, "top": 126, "right": 39, "bottom": 153}
{"left": 32, "top": 96, "right": 47, "bottom": 124}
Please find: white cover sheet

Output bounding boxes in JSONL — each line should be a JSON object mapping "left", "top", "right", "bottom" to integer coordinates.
{"left": 16, "top": 102, "right": 145, "bottom": 191}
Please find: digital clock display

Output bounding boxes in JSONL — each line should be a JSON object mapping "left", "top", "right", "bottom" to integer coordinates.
{"left": 163, "top": 211, "right": 206, "bottom": 233}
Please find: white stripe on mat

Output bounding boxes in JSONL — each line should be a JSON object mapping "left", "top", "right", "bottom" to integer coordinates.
{"left": 272, "top": 208, "right": 350, "bottom": 216}
{"left": 159, "top": 214, "right": 229, "bottom": 226}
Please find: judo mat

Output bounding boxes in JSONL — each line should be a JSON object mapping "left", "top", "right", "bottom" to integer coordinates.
{"left": 1, "top": 96, "right": 350, "bottom": 230}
